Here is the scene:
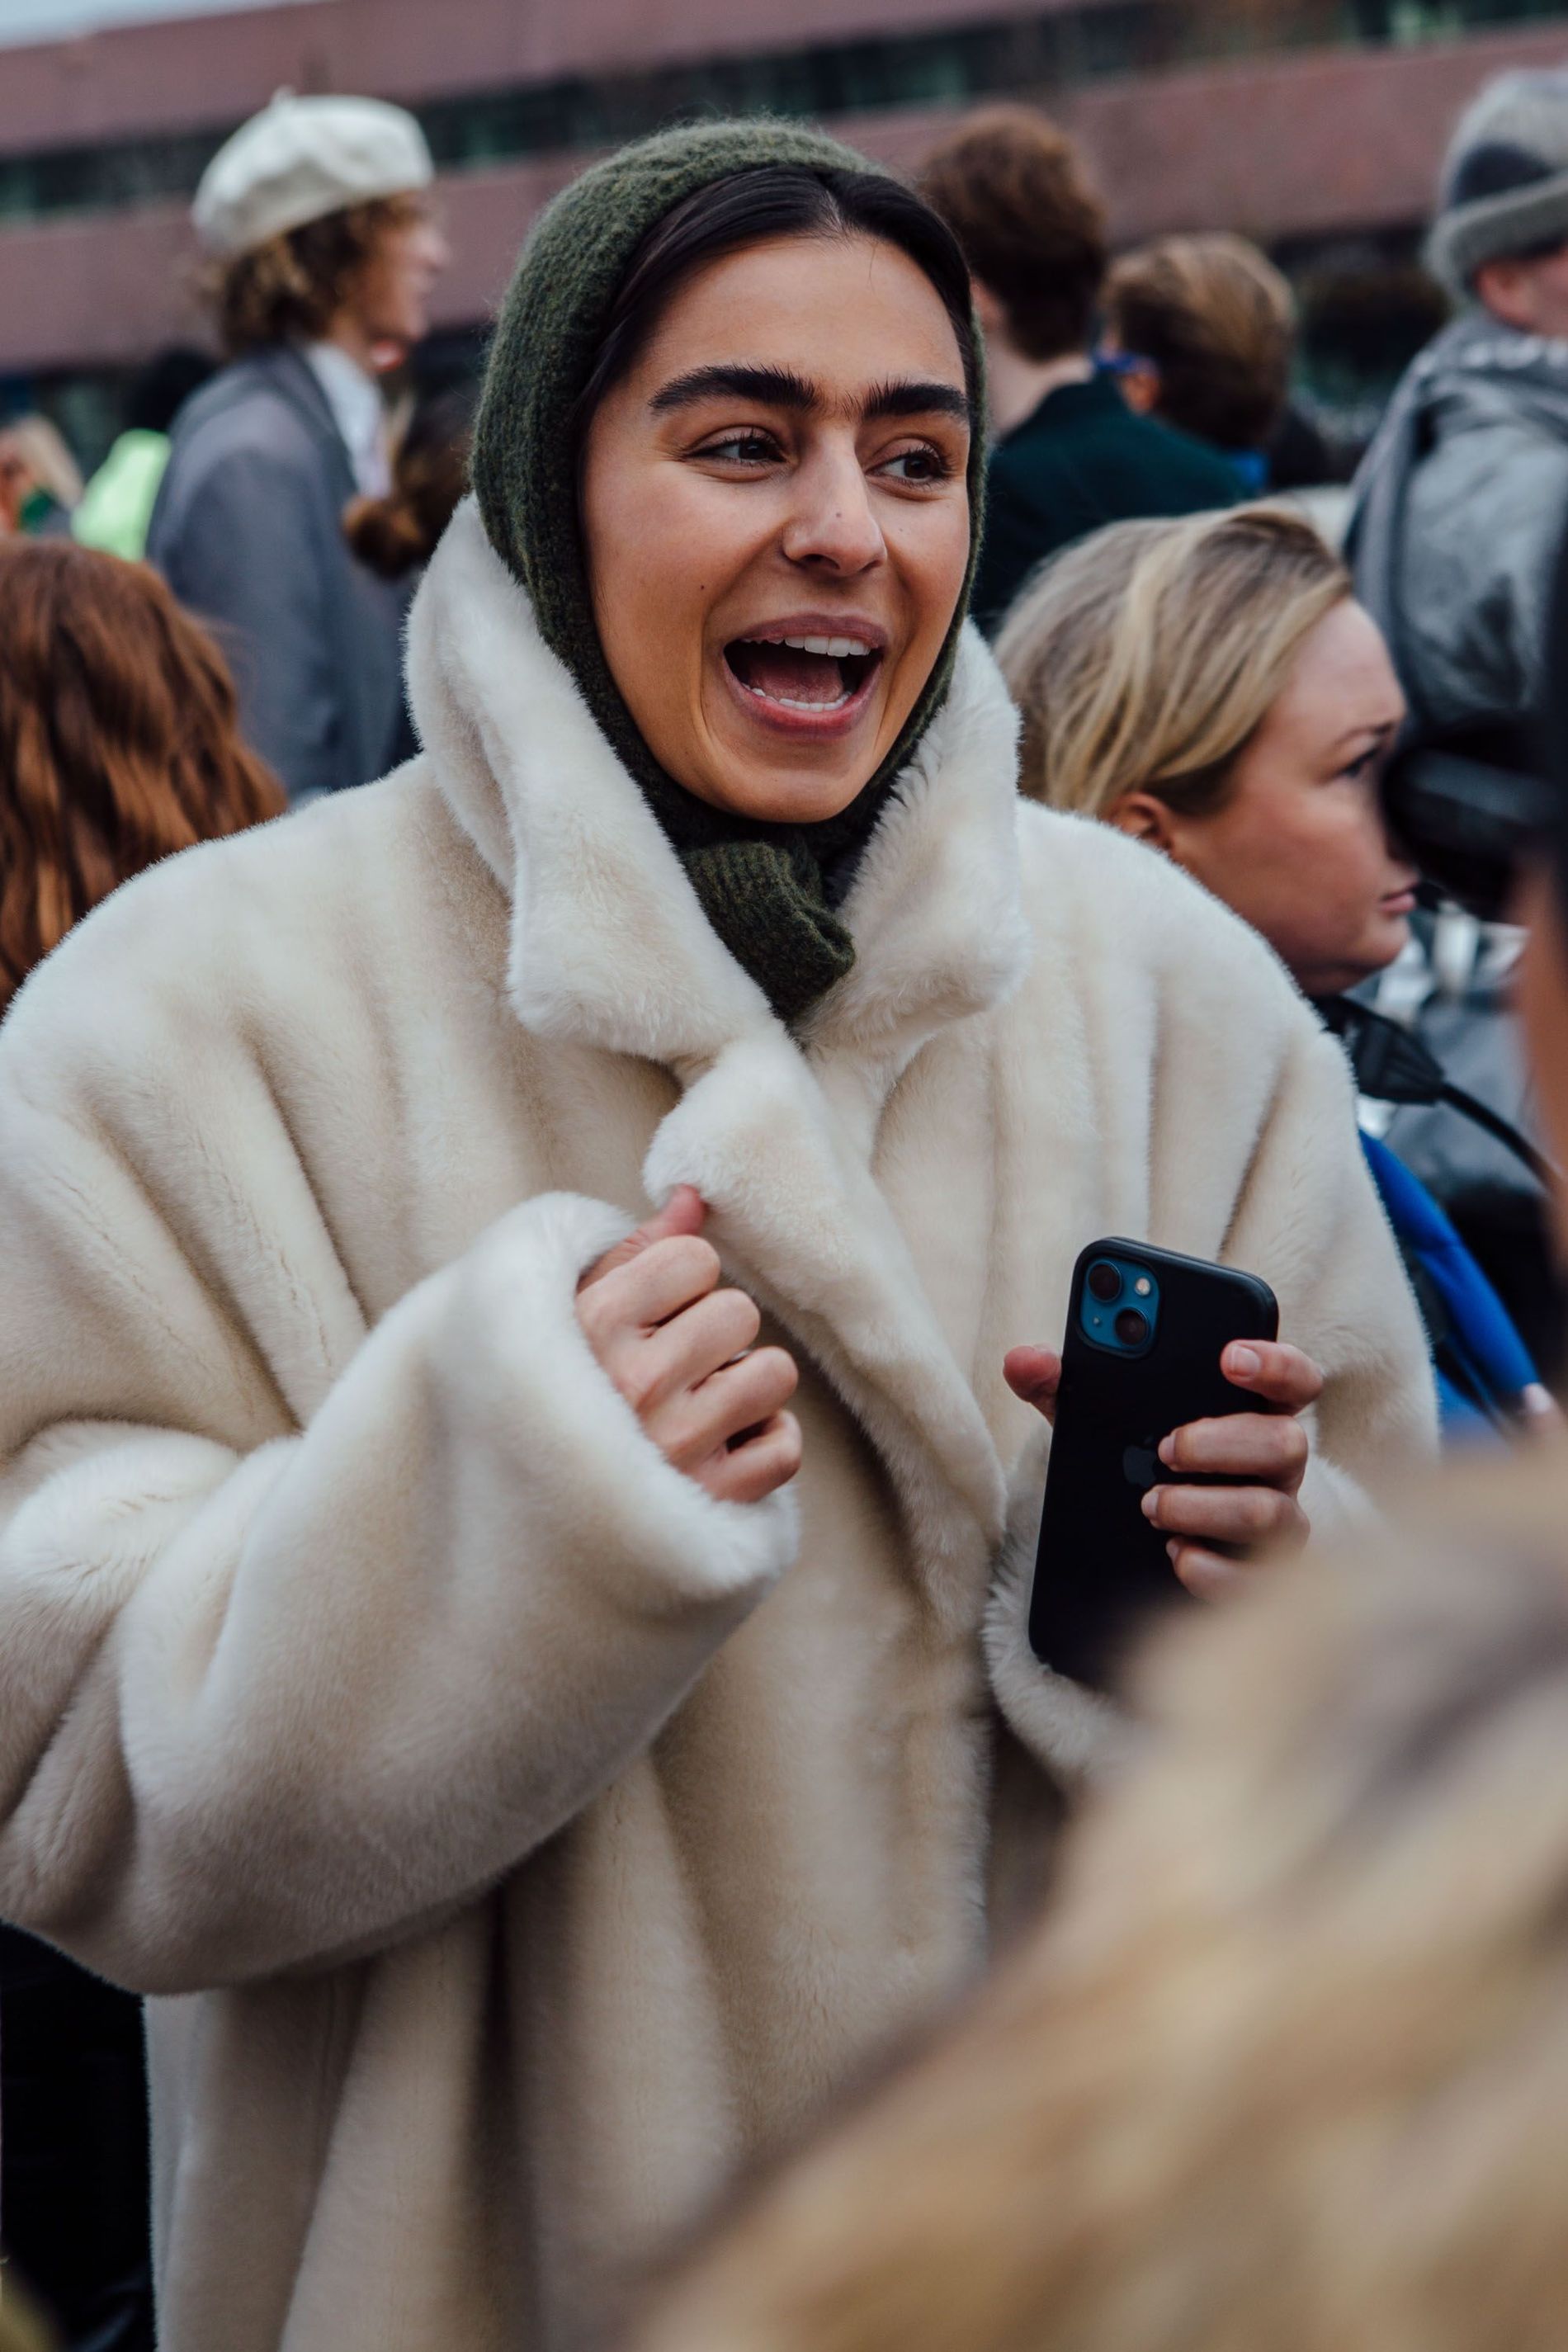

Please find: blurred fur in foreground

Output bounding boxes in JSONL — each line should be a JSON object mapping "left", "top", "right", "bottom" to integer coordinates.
{"left": 635, "top": 1452, "right": 1568, "bottom": 2352}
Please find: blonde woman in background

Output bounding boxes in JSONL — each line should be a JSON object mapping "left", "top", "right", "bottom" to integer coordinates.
{"left": 997, "top": 503, "right": 1547, "bottom": 1438}
{"left": 999, "top": 505, "right": 1396, "bottom": 989}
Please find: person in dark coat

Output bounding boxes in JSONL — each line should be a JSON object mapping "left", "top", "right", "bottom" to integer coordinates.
{"left": 148, "top": 93, "right": 449, "bottom": 802}
{"left": 920, "top": 107, "right": 1238, "bottom": 635}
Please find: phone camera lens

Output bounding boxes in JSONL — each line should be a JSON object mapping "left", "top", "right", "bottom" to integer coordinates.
{"left": 1114, "top": 1307, "right": 1149, "bottom": 1348}
{"left": 1087, "top": 1262, "right": 1122, "bottom": 1303}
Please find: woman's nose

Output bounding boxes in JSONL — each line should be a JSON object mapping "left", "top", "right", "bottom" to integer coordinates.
{"left": 780, "top": 447, "right": 886, "bottom": 575}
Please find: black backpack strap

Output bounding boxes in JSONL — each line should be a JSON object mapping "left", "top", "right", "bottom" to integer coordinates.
{"left": 1315, "top": 996, "right": 1555, "bottom": 1186}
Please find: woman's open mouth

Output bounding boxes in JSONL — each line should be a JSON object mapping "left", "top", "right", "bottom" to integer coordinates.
{"left": 723, "top": 631, "right": 884, "bottom": 736}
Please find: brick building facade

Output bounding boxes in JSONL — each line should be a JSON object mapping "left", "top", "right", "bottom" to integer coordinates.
{"left": 4, "top": 0, "right": 1568, "bottom": 448}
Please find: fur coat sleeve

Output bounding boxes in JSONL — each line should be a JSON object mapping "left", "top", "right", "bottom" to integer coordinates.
{"left": 0, "top": 921, "right": 796, "bottom": 1995}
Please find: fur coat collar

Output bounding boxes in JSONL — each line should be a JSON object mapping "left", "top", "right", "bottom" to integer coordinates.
{"left": 409, "top": 501, "right": 1030, "bottom": 1078}
{"left": 409, "top": 502, "right": 1033, "bottom": 1589}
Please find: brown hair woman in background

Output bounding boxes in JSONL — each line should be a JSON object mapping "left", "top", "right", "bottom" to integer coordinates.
{"left": 0, "top": 539, "right": 282, "bottom": 1016}
{"left": 0, "top": 536, "right": 281, "bottom": 2348}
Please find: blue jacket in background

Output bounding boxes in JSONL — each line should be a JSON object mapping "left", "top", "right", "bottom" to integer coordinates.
{"left": 1361, "top": 1130, "right": 1539, "bottom": 1439}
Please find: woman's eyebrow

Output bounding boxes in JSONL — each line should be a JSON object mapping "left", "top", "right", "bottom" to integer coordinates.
{"left": 648, "top": 365, "right": 971, "bottom": 426}
{"left": 649, "top": 363, "right": 815, "bottom": 414}
{"left": 1334, "top": 718, "right": 1400, "bottom": 746}
{"left": 862, "top": 379, "right": 972, "bottom": 425}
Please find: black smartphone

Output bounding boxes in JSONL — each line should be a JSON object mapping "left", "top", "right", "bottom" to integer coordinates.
{"left": 1027, "top": 1237, "right": 1279, "bottom": 1692}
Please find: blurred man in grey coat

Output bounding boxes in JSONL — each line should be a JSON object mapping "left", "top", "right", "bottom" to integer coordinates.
{"left": 1351, "top": 68, "right": 1568, "bottom": 744}
{"left": 149, "top": 93, "right": 449, "bottom": 802}
{"left": 1348, "top": 66, "right": 1568, "bottom": 1383}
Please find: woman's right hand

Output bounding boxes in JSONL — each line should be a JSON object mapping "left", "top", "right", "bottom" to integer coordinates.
{"left": 576, "top": 1187, "right": 801, "bottom": 1504}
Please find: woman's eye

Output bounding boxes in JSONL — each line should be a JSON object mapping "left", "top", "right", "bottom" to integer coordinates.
{"left": 696, "top": 432, "right": 779, "bottom": 466}
{"left": 877, "top": 445, "right": 952, "bottom": 485}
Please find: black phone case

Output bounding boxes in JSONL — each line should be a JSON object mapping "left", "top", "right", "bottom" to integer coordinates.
{"left": 1027, "top": 1237, "right": 1279, "bottom": 1692}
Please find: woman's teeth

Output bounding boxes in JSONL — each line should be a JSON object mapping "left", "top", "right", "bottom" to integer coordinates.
{"left": 744, "top": 683, "right": 852, "bottom": 710}
{"left": 725, "top": 633, "right": 878, "bottom": 711}
{"left": 772, "top": 634, "right": 873, "bottom": 659}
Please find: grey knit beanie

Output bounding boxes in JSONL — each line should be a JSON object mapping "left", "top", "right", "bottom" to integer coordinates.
{"left": 1429, "top": 67, "right": 1568, "bottom": 296}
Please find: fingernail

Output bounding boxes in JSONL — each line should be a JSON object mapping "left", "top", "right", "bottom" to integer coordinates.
{"left": 1157, "top": 1434, "right": 1176, "bottom": 1466}
{"left": 1166, "top": 1538, "right": 1181, "bottom": 1562}
{"left": 1229, "top": 1346, "right": 1261, "bottom": 1379}
{"left": 1141, "top": 1489, "right": 1161, "bottom": 1521}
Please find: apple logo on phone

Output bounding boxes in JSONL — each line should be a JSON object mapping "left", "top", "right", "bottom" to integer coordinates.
{"left": 1122, "top": 1439, "right": 1159, "bottom": 1490}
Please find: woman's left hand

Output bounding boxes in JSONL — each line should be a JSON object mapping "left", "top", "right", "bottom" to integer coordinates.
{"left": 1004, "top": 1339, "right": 1323, "bottom": 1601}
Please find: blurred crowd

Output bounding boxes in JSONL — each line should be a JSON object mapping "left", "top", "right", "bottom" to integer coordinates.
{"left": 2, "top": 57, "right": 1568, "bottom": 2352}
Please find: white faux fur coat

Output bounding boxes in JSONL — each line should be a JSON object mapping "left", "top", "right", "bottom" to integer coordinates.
{"left": 0, "top": 503, "right": 1433, "bottom": 2351}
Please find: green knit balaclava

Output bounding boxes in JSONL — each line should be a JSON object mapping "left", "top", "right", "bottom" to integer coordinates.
{"left": 471, "top": 120, "right": 985, "bottom": 1027}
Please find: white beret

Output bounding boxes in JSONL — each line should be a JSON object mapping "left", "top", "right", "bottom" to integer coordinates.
{"left": 193, "top": 91, "right": 434, "bottom": 260}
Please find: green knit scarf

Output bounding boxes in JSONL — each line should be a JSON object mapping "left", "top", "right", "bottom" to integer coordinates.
{"left": 471, "top": 119, "right": 985, "bottom": 1027}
